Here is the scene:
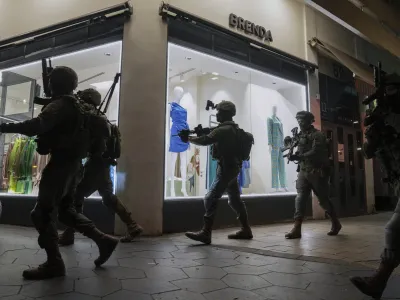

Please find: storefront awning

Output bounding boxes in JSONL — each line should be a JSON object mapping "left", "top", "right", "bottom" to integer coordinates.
{"left": 309, "top": 37, "right": 374, "bottom": 85}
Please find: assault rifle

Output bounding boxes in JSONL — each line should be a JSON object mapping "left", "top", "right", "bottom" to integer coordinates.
{"left": 281, "top": 127, "right": 300, "bottom": 164}
{"left": 177, "top": 124, "right": 216, "bottom": 142}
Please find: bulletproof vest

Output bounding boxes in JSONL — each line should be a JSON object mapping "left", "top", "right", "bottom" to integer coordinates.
{"left": 211, "top": 122, "right": 241, "bottom": 166}
{"left": 297, "top": 127, "right": 329, "bottom": 170}
{"left": 375, "top": 134, "right": 400, "bottom": 187}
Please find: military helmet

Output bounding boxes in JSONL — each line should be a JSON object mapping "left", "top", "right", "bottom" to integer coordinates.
{"left": 296, "top": 111, "right": 315, "bottom": 123}
{"left": 49, "top": 66, "right": 78, "bottom": 95}
{"left": 216, "top": 101, "right": 236, "bottom": 117}
{"left": 79, "top": 88, "right": 102, "bottom": 106}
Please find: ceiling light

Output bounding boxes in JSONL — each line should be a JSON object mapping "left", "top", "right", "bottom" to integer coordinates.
{"left": 180, "top": 75, "right": 185, "bottom": 83}
{"left": 34, "top": 107, "right": 37, "bottom": 110}
{"left": 23, "top": 99, "right": 27, "bottom": 103}
{"left": 211, "top": 77, "right": 218, "bottom": 80}
{"left": 91, "top": 81, "right": 113, "bottom": 90}
{"left": 353, "top": 121, "right": 359, "bottom": 124}
{"left": 104, "top": 53, "right": 111, "bottom": 56}
{"left": 357, "top": 147, "right": 362, "bottom": 151}
{"left": 212, "top": 72, "right": 219, "bottom": 76}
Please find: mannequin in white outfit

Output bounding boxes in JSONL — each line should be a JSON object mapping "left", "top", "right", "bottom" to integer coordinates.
{"left": 169, "top": 86, "right": 188, "bottom": 197}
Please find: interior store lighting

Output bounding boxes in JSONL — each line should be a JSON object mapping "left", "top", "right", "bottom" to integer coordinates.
{"left": 211, "top": 77, "right": 219, "bottom": 80}
{"left": 212, "top": 72, "right": 219, "bottom": 76}
{"left": 91, "top": 81, "right": 113, "bottom": 90}
{"left": 180, "top": 75, "right": 185, "bottom": 83}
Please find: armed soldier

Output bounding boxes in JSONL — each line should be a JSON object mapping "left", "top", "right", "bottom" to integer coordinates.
{"left": 350, "top": 71, "right": 400, "bottom": 299}
{"left": 285, "top": 111, "right": 342, "bottom": 239}
{"left": 0, "top": 67, "right": 118, "bottom": 280}
{"left": 183, "top": 101, "right": 253, "bottom": 244}
{"left": 58, "top": 88, "right": 143, "bottom": 245}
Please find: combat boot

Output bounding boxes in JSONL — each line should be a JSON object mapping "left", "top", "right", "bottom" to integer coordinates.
{"left": 350, "top": 261, "right": 396, "bottom": 299}
{"left": 327, "top": 212, "right": 342, "bottom": 236}
{"left": 228, "top": 212, "right": 253, "bottom": 240}
{"left": 58, "top": 228, "right": 76, "bottom": 246}
{"left": 113, "top": 200, "right": 144, "bottom": 243}
{"left": 23, "top": 245, "right": 66, "bottom": 280}
{"left": 185, "top": 217, "right": 213, "bottom": 245}
{"left": 285, "top": 218, "right": 302, "bottom": 239}
{"left": 86, "top": 228, "right": 119, "bottom": 267}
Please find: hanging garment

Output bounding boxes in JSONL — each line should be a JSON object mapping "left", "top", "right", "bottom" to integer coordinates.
{"left": 267, "top": 116, "right": 286, "bottom": 188}
{"left": 242, "top": 160, "right": 251, "bottom": 188}
{"left": 169, "top": 102, "right": 190, "bottom": 153}
{"left": 207, "top": 147, "right": 218, "bottom": 190}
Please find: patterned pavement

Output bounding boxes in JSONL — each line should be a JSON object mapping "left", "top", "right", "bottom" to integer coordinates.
{"left": 0, "top": 213, "right": 399, "bottom": 300}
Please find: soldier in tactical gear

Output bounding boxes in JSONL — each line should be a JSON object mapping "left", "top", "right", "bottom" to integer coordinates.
{"left": 58, "top": 88, "right": 143, "bottom": 245}
{"left": 350, "top": 74, "right": 400, "bottom": 299}
{"left": 285, "top": 111, "right": 342, "bottom": 239}
{"left": 0, "top": 67, "right": 118, "bottom": 280}
{"left": 184, "top": 100, "right": 253, "bottom": 245}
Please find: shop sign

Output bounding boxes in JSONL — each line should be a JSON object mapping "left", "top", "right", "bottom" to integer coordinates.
{"left": 229, "top": 13, "right": 273, "bottom": 42}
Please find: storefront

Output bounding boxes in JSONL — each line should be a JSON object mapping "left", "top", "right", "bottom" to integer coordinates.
{"left": 2, "top": 0, "right": 397, "bottom": 235}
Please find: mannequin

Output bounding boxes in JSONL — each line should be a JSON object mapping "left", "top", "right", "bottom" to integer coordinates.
{"left": 267, "top": 105, "right": 288, "bottom": 192}
{"left": 169, "top": 86, "right": 189, "bottom": 197}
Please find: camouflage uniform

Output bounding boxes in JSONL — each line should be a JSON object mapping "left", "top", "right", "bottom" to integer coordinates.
{"left": 285, "top": 111, "right": 341, "bottom": 239}
{"left": 185, "top": 101, "right": 252, "bottom": 244}
{"left": 58, "top": 89, "right": 143, "bottom": 245}
{"left": 0, "top": 68, "right": 118, "bottom": 280}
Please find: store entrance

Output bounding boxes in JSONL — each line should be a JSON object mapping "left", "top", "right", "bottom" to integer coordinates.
{"left": 322, "top": 121, "right": 366, "bottom": 217}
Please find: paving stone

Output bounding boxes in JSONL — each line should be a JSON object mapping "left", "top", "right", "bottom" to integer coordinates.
{"left": 172, "top": 278, "right": 227, "bottom": 293}
{"left": 171, "top": 250, "right": 209, "bottom": 259}
{"left": 0, "top": 249, "right": 38, "bottom": 264}
{"left": 296, "top": 272, "right": 351, "bottom": 285}
{"left": 223, "top": 264, "right": 271, "bottom": 275}
{"left": 156, "top": 258, "right": 201, "bottom": 268}
{"left": 121, "top": 278, "right": 180, "bottom": 294}
{"left": 261, "top": 272, "right": 310, "bottom": 289}
{"left": 145, "top": 266, "right": 188, "bottom": 281}
{"left": 121, "top": 243, "right": 178, "bottom": 252}
{"left": 183, "top": 266, "right": 227, "bottom": 279}
{"left": 37, "top": 293, "right": 100, "bottom": 300}
{"left": 383, "top": 275, "right": 400, "bottom": 299}
{"left": 79, "top": 257, "right": 119, "bottom": 269}
{"left": 152, "top": 290, "right": 207, "bottom": 300}
{"left": 131, "top": 251, "right": 172, "bottom": 259}
{"left": 303, "top": 261, "right": 351, "bottom": 274}
{"left": 102, "top": 290, "right": 152, "bottom": 300}
{"left": 200, "top": 249, "right": 238, "bottom": 259}
{"left": 195, "top": 258, "right": 240, "bottom": 268}
{"left": 94, "top": 266, "right": 145, "bottom": 279}
{"left": 306, "top": 282, "right": 366, "bottom": 300}
{"left": 0, "top": 286, "right": 20, "bottom": 297}
{"left": 236, "top": 255, "right": 279, "bottom": 266}
{"left": 0, "top": 264, "right": 32, "bottom": 285}
{"left": 0, "top": 296, "right": 34, "bottom": 300}
{"left": 118, "top": 257, "right": 156, "bottom": 269}
{"left": 75, "top": 277, "right": 121, "bottom": 297}
{"left": 265, "top": 263, "right": 312, "bottom": 274}
{"left": 65, "top": 267, "right": 97, "bottom": 279}
{"left": 254, "top": 286, "right": 321, "bottom": 300}
{"left": 204, "top": 288, "right": 266, "bottom": 300}
{"left": 222, "top": 274, "right": 272, "bottom": 290}
{"left": 20, "top": 278, "right": 74, "bottom": 298}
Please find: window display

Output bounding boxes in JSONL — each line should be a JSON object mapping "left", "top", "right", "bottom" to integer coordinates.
{"left": 0, "top": 41, "right": 122, "bottom": 196}
{"left": 165, "top": 43, "right": 307, "bottom": 199}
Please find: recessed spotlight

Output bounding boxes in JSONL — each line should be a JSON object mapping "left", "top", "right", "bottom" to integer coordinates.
{"left": 212, "top": 72, "right": 219, "bottom": 76}
{"left": 185, "top": 57, "right": 192, "bottom": 60}
{"left": 104, "top": 53, "right": 111, "bottom": 56}
{"left": 202, "top": 71, "right": 207, "bottom": 75}
{"left": 34, "top": 107, "right": 37, "bottom": 110}
{"left": 23, "top": 99, "right": 27, "bottom": 103}
{"left": 180, "top": 79, "right": 185, "bottom": 83}
{"left": 211, "top": 77, "right": 218, "bottom": 80}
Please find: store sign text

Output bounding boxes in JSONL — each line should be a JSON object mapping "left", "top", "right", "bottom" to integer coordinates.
{"left": 229, "top": 14, "right": 273, "bottom": 42}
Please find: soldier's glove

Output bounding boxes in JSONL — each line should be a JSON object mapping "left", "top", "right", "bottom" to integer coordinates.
{"left": 178, "top": 130, "right": 190, "bottom": 143}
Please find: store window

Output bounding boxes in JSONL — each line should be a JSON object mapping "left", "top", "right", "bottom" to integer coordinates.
{"left": 0, "top": 41, "right": 122, "bottom": 196}
{"left": 165, "top": 43, "right": 307, "bottom": 199}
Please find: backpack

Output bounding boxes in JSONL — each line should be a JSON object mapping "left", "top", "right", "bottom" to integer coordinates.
{"left": 236, "top": 127, "right": 254, "bottom": 161}
{"left": 105, "top": 123, "right": 122, "bottom": 160}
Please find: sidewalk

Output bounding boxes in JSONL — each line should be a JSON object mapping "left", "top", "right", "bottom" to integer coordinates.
{"left": 0, "top": 213, "right": 399, "bottom": 300}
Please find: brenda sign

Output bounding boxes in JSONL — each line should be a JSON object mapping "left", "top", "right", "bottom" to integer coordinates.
{"left": 229, "top": 13, "right": 273, "bottom": 42}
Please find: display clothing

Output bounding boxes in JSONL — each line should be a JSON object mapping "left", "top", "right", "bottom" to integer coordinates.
{"left": 169, "top": 102, "right": 190, "bottom": 153}
{"left": 239, "top": 160, "right": 251, "bottom": 189}
{"left": 207, "top": 149, "right": 218, "bottom": 189}
{"left": 267, "top": 116, "right": 286, "bottom": 188}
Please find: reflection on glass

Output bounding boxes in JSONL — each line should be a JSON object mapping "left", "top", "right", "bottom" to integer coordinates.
{"left": 165, "top": 43, "right": 307, "bottom": 199}
{"left": 0, "top": 41, "right": 122, "bottom": 196}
